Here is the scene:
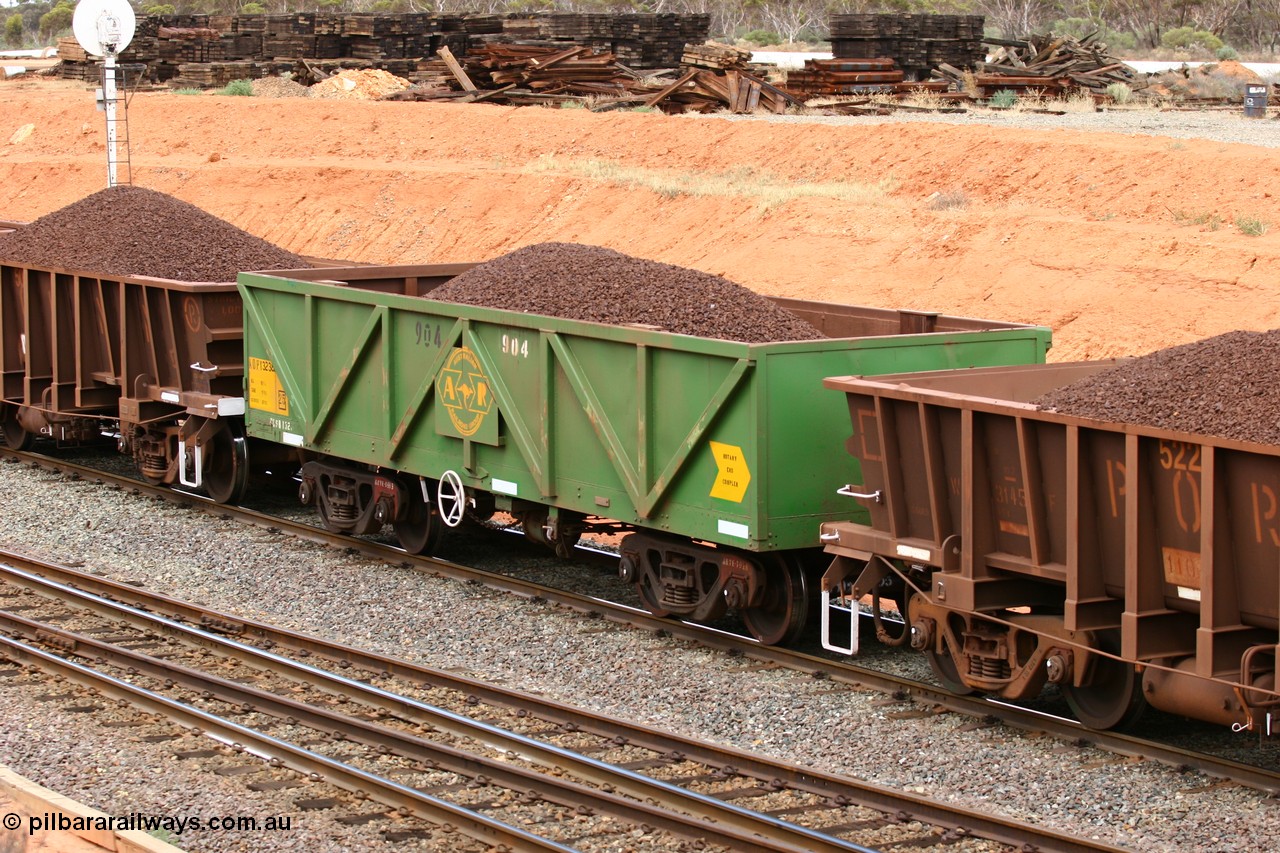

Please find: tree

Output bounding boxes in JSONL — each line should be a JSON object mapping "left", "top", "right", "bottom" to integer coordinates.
{"left": 977, "top": 0, "right": 1062, "bottom": 37}
{"left": 757, "top": 0, "right": 825, "bottom": 44}
{"left": 38, "top": 1, "right": 74, "bottom": 45}
{"left": 5, "top": 13, "right": 23, "bottom": 50}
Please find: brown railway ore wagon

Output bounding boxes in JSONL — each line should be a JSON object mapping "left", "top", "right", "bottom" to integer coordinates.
{"left": 820, "top": 361, "right": 1279, "bottom": 732}
{"left": 0, "top": 256, "right": 256, "bottom": 502}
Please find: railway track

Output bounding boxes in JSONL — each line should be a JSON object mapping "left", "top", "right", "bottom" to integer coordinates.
{"left": 0, "top": 550, "right": 1118, "bottom": 852}
{"left": 3, "top": 449, "right": 1279, "bottom": 824}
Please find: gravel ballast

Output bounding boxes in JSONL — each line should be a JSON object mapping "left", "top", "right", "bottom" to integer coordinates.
{"left": 0, "top": 186, "right": 307, "bottom": 281}
{"left": 0, "top": 460, "right": 1277, "bottom": 852}
{"left": 429, "top": 242, "right": 825, "bottom": 343}
{"left": 1036, "top": 329, "right": 1280, "bottom": 443}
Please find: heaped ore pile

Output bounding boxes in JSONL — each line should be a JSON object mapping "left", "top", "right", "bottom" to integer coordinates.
{"left": 429, "top": 242, "right": 825, "bottom": 344}
{"left": 0, "top": 186, "right": 307, "bottom": 281}
{"left": 1035, "top": 329, "right": 1280, "bottom": 445}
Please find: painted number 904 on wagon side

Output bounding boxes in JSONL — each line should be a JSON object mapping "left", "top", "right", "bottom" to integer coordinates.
{"left": 415, "top": 320, "right": 443, "bottom": 348}
{"left": 502, "top": 333, "right": 529, "bottom": 358}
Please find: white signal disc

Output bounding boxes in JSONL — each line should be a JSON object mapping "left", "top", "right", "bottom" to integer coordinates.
{"left": 72, "top": 0, "right": 136, "bottom": 58}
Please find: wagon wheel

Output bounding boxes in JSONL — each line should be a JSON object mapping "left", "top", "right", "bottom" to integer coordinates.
{"left": 742, "top": 555, "right": 810, "bottom": 646}
{"left": 394, "top": 482, "right": 446, "bottom": 556}
{"left": 1062, "top": 632, "right": 1147, "bottom": 730}
{"left": 927, "top": 644, "right": 976, "bottom": 696}
{"left": 635, "top": 572, "right": 673, "bottom": 619}
{"left": 316, "top": 497, "right": 350, "bottom": 534}
{"left": 202, "top": 420, "right": 250, "bottom": 505}
{"left": 1, "top": 406, "right": 33, "bottom": 451}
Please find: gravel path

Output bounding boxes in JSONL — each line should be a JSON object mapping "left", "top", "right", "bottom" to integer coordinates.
{"left": 0, "top": 460, "right": 1277, "bottom": 851}
{"left": 691, "top": 105, "right": 1280, "bottom": 148}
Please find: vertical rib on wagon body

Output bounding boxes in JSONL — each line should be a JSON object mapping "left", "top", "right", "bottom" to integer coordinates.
{"left": 821, "top": 361, "right": 1280, "bottom": 731}
{"left": 239, "top": 264, "right": 1050, "bottom": 644}
{"left": 0, "top": 258, "right": 254, "bottom": 502}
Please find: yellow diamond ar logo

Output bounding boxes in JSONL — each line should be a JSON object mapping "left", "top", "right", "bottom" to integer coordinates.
{"left": 709, "top": 441, "right": 750, "bottom": 503}
{"left": 439, "top": 346, "right": 493, "bottom": 437}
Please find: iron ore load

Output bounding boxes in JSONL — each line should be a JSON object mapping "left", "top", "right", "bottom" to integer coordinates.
{"left": 0, "top": 187, "right": 306, "bottom": 502}
{"left": 821, "top": 331, "right": 1280, "bottom": 733}
{"left": 238, "top": 247, "right": 1049, "bottom": 645}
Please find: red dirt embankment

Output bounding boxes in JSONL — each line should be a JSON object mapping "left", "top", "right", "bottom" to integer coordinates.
{"left": 2, "top": 79, "right": 1278, "bottom": 360}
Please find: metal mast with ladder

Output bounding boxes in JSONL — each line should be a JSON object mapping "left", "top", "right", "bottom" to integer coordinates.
{"left": 72, "top": 0, "right": 136, "bottom": 188}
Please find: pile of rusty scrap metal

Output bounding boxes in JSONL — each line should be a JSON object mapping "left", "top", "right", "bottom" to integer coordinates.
{"left": 391, "top": 42, "right": 798, "bottom": 114}
{"left": 935, "top": 31, "right": 1146, "bottom": 98}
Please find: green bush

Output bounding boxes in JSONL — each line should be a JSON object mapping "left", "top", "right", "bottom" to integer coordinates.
{"left": 988, "top": 89, "right": 1018, "bottom": 108}
{"left": 173, "top": 87, "right": 204, "bottom": 95}
{"left": 1106, "top": 82, "right": 1133, "bottom": 105}
{"left": 218, "top": 79, "right": 253, "bottom": 96}
{"left": 741, "top": 29, "right": 780, "bottom": 46}
{"left": 1216, "top": 46, "right": 1240, "bottom": 61}
{"left": 1161, "top": 27, "right": 1224, "bottom": 53}
{"left": 1236, "top": 215, "right": 1269, "bottom": 236}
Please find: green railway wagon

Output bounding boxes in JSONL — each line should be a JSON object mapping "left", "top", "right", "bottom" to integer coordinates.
{"left": 238, "top": 263, "right": 1050, "bottom": 644}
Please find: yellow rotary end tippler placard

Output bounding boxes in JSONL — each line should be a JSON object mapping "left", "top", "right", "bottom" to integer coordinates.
{"left": 709, "top": 441, "right": 750, "bottom": 503}
{"left": 248, "top": 357, "right": 289, "bottom": 416}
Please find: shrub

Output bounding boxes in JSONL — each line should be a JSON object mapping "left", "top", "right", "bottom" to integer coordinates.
{"left": 740, "top": 29, "right": 780, "bottom": 46}
{"left": 1161, "top": 27, "right": 1224, "bottom": 53}
{"left": 173, "top": 87, "right": 204, "bottom": 95}
{"left": 988, "top": 89, "right": 1018, "bottom": 108}
{"left": 1106, "top": 82, "right": 1133, "bottom": 105}
{"left": 1216, "top": 46, "right": 1240, "bottom": 61}
{"left": 1236, "top": 215, "right": 1269, "bottom": 236}
{"left": 218, "top": 79, "right": 253, "bottom": 96}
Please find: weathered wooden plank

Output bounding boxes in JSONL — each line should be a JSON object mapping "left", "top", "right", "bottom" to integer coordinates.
{"left": 437, "top": 45, "right": 476, "bottom": 92}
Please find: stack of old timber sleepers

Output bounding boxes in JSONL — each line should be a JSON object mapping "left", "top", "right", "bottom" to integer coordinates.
{"left": 472, "top": 13, "right": 709, "bottom": 69}
{"left": 830, "top": 14, "right": 985, "bottom": 81}
{"left": 681, "top": 41, "right": 752, "bottom": 70}
{"left": 784, "top": 57, "right": 949, "bottom": 97}
{"left": 936, "top": 31, "right": 1146, "bottom": 97}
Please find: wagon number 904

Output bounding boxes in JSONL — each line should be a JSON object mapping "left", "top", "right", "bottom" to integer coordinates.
{"left": 502, "top": 334, "right": 529, "bottom": 358}
{"left": 415, "top": 321, "right": 442, "bottom": 348}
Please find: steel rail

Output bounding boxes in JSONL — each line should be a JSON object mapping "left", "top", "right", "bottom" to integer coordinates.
{"left": 8, "top": 450, "right": 1280, "bottom": 795}
{"left": 2, "top": 549, "right": 1124, "bottom": 853}
{"left": 0, "top": 563, "right": 874, "bottom": 853}
{"left": 0, "top": 633, "right": 574, "bottom": 853}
